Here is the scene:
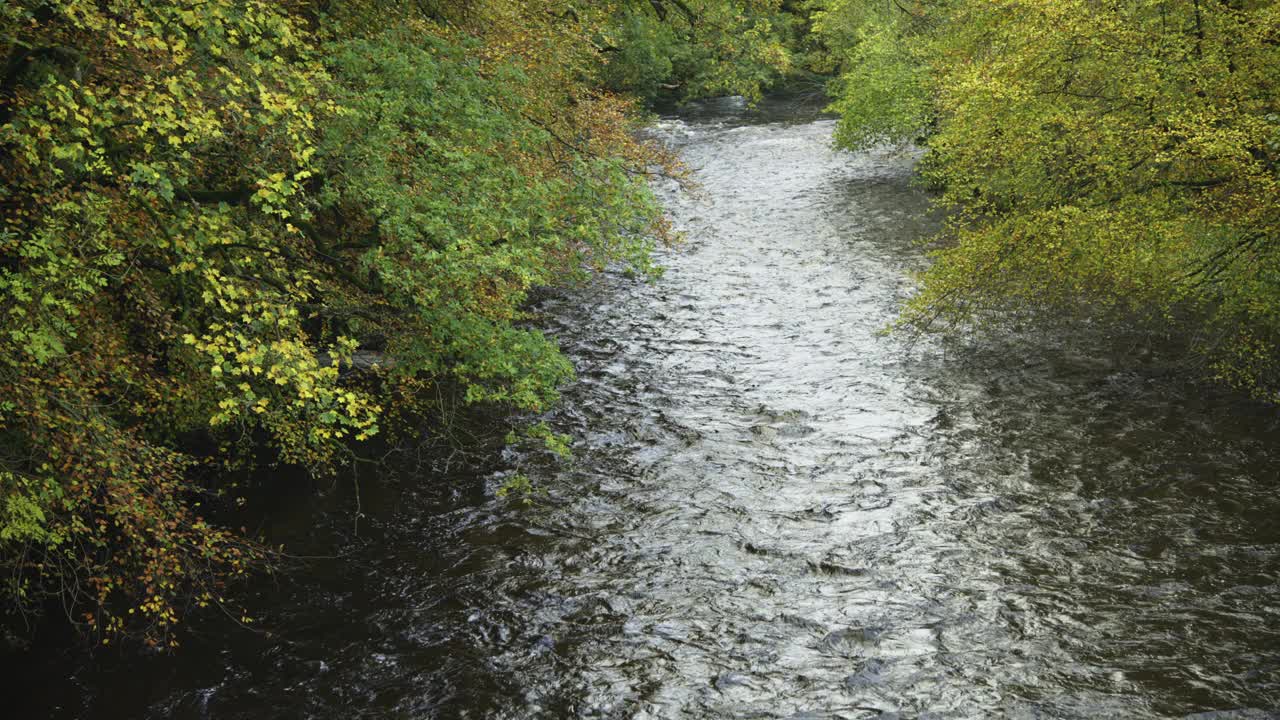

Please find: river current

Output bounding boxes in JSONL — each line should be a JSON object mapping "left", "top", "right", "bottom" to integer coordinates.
{"left": 11, "top": 98, "right": 1280, "bottom": 719}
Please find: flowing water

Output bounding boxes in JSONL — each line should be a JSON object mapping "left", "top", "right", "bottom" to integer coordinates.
{"left": 10, "top": 98, "right": 1280, "bottom": 719}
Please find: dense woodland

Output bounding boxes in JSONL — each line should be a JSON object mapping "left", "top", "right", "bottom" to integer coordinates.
{"left": 1, "top": 0, "right": 1277, "bottom": 649}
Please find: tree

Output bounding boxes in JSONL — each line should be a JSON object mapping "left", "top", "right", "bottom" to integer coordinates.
{"left": 599, "top": 0, "right": 797, "bottom": 102}
{"left": 0, "top": 0, "right": 811, "bottom": 645}
{"left": 816, "top": 0, "right": 1280, "bottom": 397}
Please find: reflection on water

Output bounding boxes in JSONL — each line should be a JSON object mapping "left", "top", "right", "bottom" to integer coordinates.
{"left": 10, "top": 102, "right": 1280, "bottom": 719}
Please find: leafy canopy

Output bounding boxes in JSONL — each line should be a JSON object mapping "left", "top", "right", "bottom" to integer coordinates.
{"left": 0, "top": 0, "right": 796, "bottom": 645}
{"left": 816, "top": 0, "right": 1280, "bottom": 396}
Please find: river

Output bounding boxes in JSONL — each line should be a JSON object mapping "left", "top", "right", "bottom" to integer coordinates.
{"left": 10, "top": 98, "right": 1280, "bottom": 719}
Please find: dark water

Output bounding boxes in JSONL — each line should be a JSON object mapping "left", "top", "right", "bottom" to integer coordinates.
{"left": 11, "top": 99, "right": 1280, "bottom": 719}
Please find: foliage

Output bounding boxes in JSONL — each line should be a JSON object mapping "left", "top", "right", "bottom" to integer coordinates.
{"left": 817, "top": 0, "right": 1280, "bottom": 397}
{"left": 494, "top": 473, "right": 538, "bottom": 505}
{"left": 810, "top": 0, "right": 931, "bottom": 147}
{"left": 0, "top": 0, "right": 790, "bottom": 646}
{"left": 599, "top": 0, "right": 798, "bottom": 102}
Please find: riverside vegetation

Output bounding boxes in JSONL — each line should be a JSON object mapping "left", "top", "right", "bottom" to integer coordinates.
{"left": 0, "top": 0, "right": 798, "bottom": 646}
{"left": 1, "top": 0, "right": 1278, "bottom": 650}
{"left": 814, "top": 0, "right": 1280, "bottom": 393}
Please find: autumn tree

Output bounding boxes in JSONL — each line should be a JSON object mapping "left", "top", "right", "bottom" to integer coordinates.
{"left": 816, "top": 0, "right": 1280, "bottom": 396}
{"left": 0, "top": 0, "right": 803, "bottom": 645}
